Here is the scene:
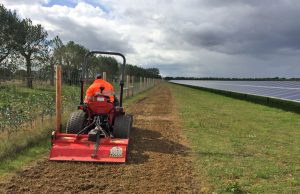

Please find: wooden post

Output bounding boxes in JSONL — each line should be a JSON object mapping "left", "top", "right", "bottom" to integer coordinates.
{"left": 56, "top": 65, "right": 62, "bottom": 133}
{"left": 144, "top": 77, "right": 146, "bottom": 90}
{"left": 139, "top": 77, "right": 142, "bottom": 92}
{"left": 131, "top": 76, "right": 134, "bottom": 96}
{"left": 118, "top": 74, "right": 122, "bottom": 100}
{"left": 147, "top": 78, "right": 149, "bottom": 88}
{"left": 147, "top": 77, "right": 149, "bottom": 88}
{"left": 126, "top": 75, "right": 130, "bottom": 98}
{"left": 103, "top": 72, "right": 107, "bottom": 81}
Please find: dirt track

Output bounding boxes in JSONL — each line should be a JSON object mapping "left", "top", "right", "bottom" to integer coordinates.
{"left": 0, "top": 84, "right": 200, "bottom": 193}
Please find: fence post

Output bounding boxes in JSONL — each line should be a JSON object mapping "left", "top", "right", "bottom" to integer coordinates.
{"left": 143, "top": 77, "right": 146, "bottom": 90}
{"left": 56, "top": 65, "right": 62, "bottom": 133}
{"left": 126, "top": 75, "right": 130, "bottom": 98}
{"left": 140, "top": 77, "right": 142, "bottom": 92}
{"left": 131, "top": 76, "right": 134, "bottom": 96}
{"left": 103, "top": 72, "right": 107, "bottom": 81}
{"left": 147, "top": 78, "right": 149, "bottom": 88}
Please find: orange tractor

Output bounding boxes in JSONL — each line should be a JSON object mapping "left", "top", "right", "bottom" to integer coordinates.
{"left": 49, "top": 51, "right": 133, "bottom": 163}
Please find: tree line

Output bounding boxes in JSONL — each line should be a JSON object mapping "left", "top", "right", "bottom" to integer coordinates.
{"left": 0, "top": 4, "right": 161, "bottom": 88}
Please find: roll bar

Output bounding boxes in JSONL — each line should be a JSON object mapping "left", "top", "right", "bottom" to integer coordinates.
{"left": 80, "top": 51, "right": 126, "bottom": 107}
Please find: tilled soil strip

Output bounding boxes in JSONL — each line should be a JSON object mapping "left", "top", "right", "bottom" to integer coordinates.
{"left": 0, "top": 84, "right": 200, "bottom": 193}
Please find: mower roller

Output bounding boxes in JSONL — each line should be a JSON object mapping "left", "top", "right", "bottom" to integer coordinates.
{"left": 49, "top": 51, "right": 133, "bottom": 163}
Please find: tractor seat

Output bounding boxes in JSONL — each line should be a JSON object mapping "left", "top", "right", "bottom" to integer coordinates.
{"left": 87, "top": 94, "right": 114, "bottom": 115}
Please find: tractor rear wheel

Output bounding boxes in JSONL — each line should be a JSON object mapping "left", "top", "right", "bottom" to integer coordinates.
{"left": 113, "top": 114, "right": 133, "bottom": 138}
{"left": 66, "top": 111, "right": 87, "bottom": 134}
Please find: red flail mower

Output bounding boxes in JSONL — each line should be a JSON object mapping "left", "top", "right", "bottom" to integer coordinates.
{"left": 49, "top": 51, "right": 133, "bottom": 163}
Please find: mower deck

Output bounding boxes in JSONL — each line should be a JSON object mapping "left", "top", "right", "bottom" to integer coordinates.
{"left": 50, "top": 133, "right": 128, "bottom": 163}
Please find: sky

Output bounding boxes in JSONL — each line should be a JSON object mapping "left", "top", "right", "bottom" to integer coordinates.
{"left": 2, "top": 0, "right": 300, "bottom": 77}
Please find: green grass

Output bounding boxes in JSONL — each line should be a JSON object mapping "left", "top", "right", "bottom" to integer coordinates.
{"left": 0, "top": 113, "right": 70, "bottom": 180}
{"left": 123, "top": 85, "right": 155, "bottom": 107}
{"left": 0, "top": 138, "right": 50, "bottom": 179}
{"left": 169, "top": 83, "right": 300, "bottom": 193}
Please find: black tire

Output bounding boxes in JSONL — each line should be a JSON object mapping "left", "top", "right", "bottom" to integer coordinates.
{"left": 66, "top": 111, "right": 87, "bottom": 134}
{"left": 113, "top": 114, "right": 133, "bottom": 138}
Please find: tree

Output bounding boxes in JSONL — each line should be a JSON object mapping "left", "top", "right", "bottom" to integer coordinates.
{"left": 89, "top": 56, "right": 119, "bottom": 80}
{"left": 60, "top": 41, "right": 88, "bottom": 84}
{"left": 0, "top": 4, "right": 21, "bottom": 64}
{"left": 146, "top": 68, "right": 160, "bottom": 78}
{"left": 50, "top": 36, "right": 64, "bottom": 85}
{"left": 41, "top": 36, "right": 64, "bottom": 86}
{"left": 17, "top": 18, "right": 48, "bottom": 88}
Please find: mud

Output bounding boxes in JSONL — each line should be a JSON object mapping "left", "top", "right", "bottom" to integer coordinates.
{"left": 0, "top": 84, "right": 200, "bottom": 193}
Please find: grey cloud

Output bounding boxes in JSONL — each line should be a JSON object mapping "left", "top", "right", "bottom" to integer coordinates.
{"left": 175, "top": 1, "right": 300, "bottom": 56}
{"left": 197, "top": 0, "right": 290, "bottom": 9}
{"left": 44, "top": 15, "right": 134, "bottom": 53}
{"left": 184, "top": 26, "right": 227, "bottom": 47}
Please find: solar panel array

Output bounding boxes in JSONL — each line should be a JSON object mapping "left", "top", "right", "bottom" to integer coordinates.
{"left": 170, "top": 80, "right": 300, "bottom": 103}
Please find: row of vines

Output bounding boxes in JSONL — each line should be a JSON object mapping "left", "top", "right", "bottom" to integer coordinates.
{"left": 0, "top": 84, "right": 80, "bottom": 135}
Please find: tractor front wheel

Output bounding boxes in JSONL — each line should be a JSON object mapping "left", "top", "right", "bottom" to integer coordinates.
{"left": 113, "top": 114, "right": 133, "bottom": 138}
{"left": 66, "top": 111, "right": 87, "bottom": 134}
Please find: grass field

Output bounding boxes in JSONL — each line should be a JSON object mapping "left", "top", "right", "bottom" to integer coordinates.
{"left": 170, "top": 83, "right": 300, "bottom": 193}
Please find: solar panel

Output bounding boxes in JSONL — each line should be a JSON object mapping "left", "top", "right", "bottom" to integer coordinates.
{"left": 170, "top": 80, "right": 300, "bottom": 103}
